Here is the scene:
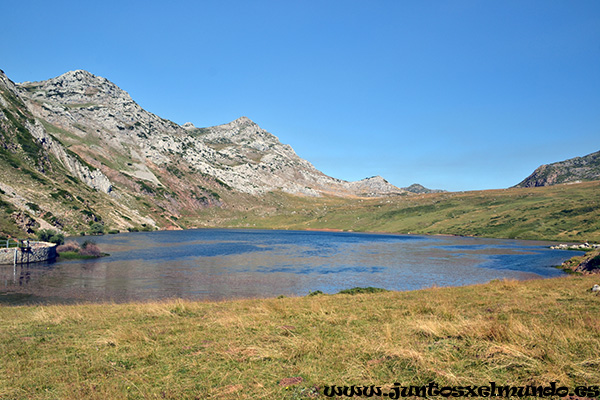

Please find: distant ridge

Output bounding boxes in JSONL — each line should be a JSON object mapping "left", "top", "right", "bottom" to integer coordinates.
{"left": 401, "top": 183, "right": 445, "bottom": 194}
{"left": 514, "top": 150, "right": 600, "bottom": 187}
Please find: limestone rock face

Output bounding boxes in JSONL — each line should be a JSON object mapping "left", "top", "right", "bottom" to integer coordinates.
{"left": 24, "top": 119, "right": 112, "bottom": 193}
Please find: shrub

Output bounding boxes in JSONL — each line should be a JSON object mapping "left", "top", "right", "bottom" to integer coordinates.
{"left": 79, "top": 242, "right": 102, "bottom": 257}
{"left": 337, "top": 287, "right": 388, "bottom": 295}
{"left": 36, "top": 229, "right": 65, "bottom": 245}
{"left": 89, "top": 222, "right": 104, "bottom": 235}
{"left": 56, "top": 241, "right": 80, "bottom": 253}
{"left": 26, "top": 202, "right": 40, "bottom": 212}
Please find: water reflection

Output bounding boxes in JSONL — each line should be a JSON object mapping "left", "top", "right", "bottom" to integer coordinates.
{"left": 0, "top": 229, "right": 581, "bottom": 305}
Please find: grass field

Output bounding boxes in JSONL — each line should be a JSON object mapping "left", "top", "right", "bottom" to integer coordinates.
{"left": 1, "top": 275, "right": 599, "bottom": 399}
{"left": 192, "top": 181, "right": 600, "bottom": 243}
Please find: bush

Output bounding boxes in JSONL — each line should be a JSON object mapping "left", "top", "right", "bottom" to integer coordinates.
{"left": 79, "top": 242, "right": 102, "bottom": 257}
{"left": 36, "top": 229, "right": 65, "bottom": 245}
{"left": 89, "top": 222, "right": 104, "bottom": 235}
{"left": 56, "top": 241, "right": 80, "bottom": 253}
{"left": 337, "top": 287, "right": 388, "bottom": 295}
{"left": 26, "top": 202, "right": 40, "bottom": 212}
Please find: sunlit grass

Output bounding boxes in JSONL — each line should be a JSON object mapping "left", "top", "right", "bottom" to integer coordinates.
{"left": 1, "top": 275, "right": 599, "bottom": 399}
{"left": 205, "top": 181, "right": 600, "bottom": 243}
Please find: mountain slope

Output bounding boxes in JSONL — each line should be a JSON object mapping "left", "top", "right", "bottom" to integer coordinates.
{"left": 515, "top": 150, "right": 600, "bottom": 187}
{"left": 0, "top": 69, "right": 154, "bottom": 237}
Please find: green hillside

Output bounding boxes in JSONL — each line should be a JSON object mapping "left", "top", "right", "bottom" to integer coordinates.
{"left": 206, "top": 181, "right": 600, "bottom": 243}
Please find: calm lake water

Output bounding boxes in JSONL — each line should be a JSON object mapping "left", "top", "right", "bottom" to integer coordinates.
{"left": 0, "top": 229, "right": 580, "bottom": 305}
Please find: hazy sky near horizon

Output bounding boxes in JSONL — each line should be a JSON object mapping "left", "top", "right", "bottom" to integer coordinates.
{"left": 2, "top": 0, "right": 599, "bottom": 191}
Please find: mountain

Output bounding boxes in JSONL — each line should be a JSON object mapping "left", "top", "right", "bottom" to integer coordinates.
{"left": 0, "top": 69, "right": 409, "bottom": 237}
{"left": 401, "top": 183, "right": 445, "bottom": 194}
{"left": 514, "top": 150, "right": 600, "bottom": 188}
{"left": 17, "top": 70, "right": 408, "bottom": 197}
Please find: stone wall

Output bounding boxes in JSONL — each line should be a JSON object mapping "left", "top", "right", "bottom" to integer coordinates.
{"left": 0, "top": 242, "right": 57, "bottom": 265}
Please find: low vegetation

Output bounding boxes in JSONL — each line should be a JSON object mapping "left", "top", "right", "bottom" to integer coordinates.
{"left": 36, "top": 229, "right": 64, "bottom": 245}
{"left": 56, "top": 240, "right": 105, "bottom": 259}
{"left": 1, "top": 275, "right": 599, "bottom": 399}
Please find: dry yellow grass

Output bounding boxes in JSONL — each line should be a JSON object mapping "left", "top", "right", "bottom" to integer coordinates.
{"left": 1, "top": 275, "right": 599, "bottom": 399}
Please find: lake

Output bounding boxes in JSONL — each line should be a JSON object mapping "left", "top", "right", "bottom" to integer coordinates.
{"left": 0, "top": 229, "right": 580, "bottom": 305}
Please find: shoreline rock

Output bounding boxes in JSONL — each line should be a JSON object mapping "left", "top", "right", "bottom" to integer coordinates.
{"left": 559, "top": 250, "right": 600, "bottom": 275}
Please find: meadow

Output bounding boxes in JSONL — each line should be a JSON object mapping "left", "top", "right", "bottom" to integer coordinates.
{"left": 208, "top": 181, "right": 600, "bottom": 244}
{"left": 1, "top": 274, "right": 599, "bottom": 399}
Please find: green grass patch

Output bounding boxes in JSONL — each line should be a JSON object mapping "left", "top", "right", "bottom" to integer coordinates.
{"left": 57, "top": 251, "right": 98, "bottom": 260}
{"left": 337, "top": 287, "right": 389, "bottom": 295}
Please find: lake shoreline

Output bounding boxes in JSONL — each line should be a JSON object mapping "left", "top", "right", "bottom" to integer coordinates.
{"left": 113, "top": 224, "right": 585, "bottom": 244}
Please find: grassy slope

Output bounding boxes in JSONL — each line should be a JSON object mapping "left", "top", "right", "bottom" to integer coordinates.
{"left": 194, "top": 181, "right": 600, "bottom": 243}
{"left": 1, "top": 275, "right": 599, "bottom": 399}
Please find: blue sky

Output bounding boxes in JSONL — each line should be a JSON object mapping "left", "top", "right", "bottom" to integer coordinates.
{"left": 2, "top": 0, "right": 599, "bottom": 191}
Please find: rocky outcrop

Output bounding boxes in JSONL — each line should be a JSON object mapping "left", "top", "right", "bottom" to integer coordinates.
{"left": 577, "top": 252, "right": 600, "bottom": 274}
{"left": 560, "top": 250, "right": 600, "bottom": 275}
{"left": 514, "top": 150, "right": 600, "bottom": 187}
{"left": 24, "top": 119, "right": 112, "bottom": 193}
{"left": 11, "top": 211, "right": 40, "bottom": 234}
{"left": 347, "top": 176, "right": 405, "bottom": 196}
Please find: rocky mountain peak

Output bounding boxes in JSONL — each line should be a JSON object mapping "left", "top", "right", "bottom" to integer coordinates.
{"left": 360, "top": 176, "right": 388, "bottom": 184}
{"left": 18, "top": 69, "right": 133, "bottom": 106}
{"left": 347, "top": 176, "right": 405, "bottom": 196}
{"left": 199, "top": 116, "right": 274, "bottom": 145}
{"left": 219, "top": 116, "right": 258, "bottom": 131}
